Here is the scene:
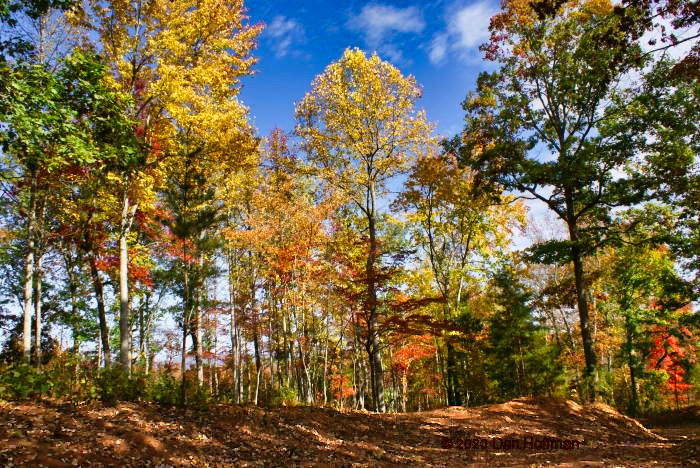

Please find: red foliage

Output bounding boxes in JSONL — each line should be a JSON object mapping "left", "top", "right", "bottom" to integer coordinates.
{"left": 393, "top": 335, "right": 436, "bottom": 371}
{"left": 647, "top": 326, "right": 693, "bottom": 406}
{"left": 331, "top": 374, "right": 355, "bottom": 400}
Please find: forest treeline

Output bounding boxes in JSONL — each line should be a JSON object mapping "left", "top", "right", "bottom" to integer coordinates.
{"left": 0, "top": 0, "right": 698, "bottom": 416}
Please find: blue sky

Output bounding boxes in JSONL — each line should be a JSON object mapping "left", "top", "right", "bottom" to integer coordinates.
{"left": 239, "top": 0, "right": 499, "bottom": 139}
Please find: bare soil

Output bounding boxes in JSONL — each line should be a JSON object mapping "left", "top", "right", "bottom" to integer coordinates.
{"left": 1, "top": 397, "right": 698, "bottom": 467}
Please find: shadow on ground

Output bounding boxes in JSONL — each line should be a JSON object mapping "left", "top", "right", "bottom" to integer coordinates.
{"left": 0, "top": 397, "right": 698, "bottom": 467}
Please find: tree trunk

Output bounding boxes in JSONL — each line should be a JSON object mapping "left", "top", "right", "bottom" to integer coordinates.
{"left": 33, "top": 254, "right": 43, "bottom": 367}
{"left": 446, "top": 342, "right": 462, "bottom": 405}
{"left": 567, "top": 207, "right": 597, "bottom": 402}
{"left": 282, "top": 307, "right": 290, "bottom": 386}
{"left": 268, "top": 312, "right": 275, "bottom": 392}
{"left": 366, "top": 206, "right": 385, "bottom": 412}
{"left": 97, "top": 333, "right": 102, "bottom": 368}
{"left": 194, "top": 253, "right": 204, "bottom": 387}
{"left": 254, "top": 365, "right": 262, "bottom": 406}
{"left": 229, "top": 252, "right": 241, "bottom": 403}
{"left": 298, "top": 338, "right": 313, "bottom": 404}
{"left": 139, "top": 293, "right": 151, "bottom": 373}
{"left": 181, "top": 262, "right": 190, "bottom": 405}
{"left": 180, "top": 318, "right": 188, "bottom": 406}
{"left": 65, "top": 251, "right": 81, "bottom": 355}
{"left": 322, "top": 314, "right": 329, "bottom": 405}
{"left": 22, "top": 174, "right": 37, "bottom": 364}
{"left": 119, "top": 189, "right": 137, "bottom": 372}
{"left": 625, "top": 314, "right": 639, "bottom": 416}
{"left": 401, "top": 368, "right": 408, "bottom": 413}
{"left": 253, "top": 327, "right": 261, "bottom": 405}
{"left": 89, "top": 252, "right": 111, "bottom": 368}
{"left": 193, "top": 294, "right": 204, "bottom": 387}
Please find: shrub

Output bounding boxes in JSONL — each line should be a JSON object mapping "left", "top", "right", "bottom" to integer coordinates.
{"left": 270, "top": 384, "right": 298, "bottom": 407}
{"left": 95, "top": 367, "right": 147, "bottom": 405}
{"left": 147, "top": 372, "right": 180, "bottom": 406}
{"left": 0, "top": 363, "right": 52, "bottom": 400}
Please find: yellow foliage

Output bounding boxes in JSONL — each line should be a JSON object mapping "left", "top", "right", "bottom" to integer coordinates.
{"left": 296, "top": 48, "right": 434, "bottom": 205}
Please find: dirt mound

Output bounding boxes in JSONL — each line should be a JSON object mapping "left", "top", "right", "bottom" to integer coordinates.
{"left": 443, "top": 396, "right": 664, "bottom": 443}
{"left": 0, "top": 398, "right": 697, "bottom": 467}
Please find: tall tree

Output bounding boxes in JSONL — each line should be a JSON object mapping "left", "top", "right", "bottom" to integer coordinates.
{"left": 296, "top": 48, "right": 433, "bottom": 412}
{"left": 80, "top": 0, "right": 260, "bottom": 371}
{"left": 486, "top": 263, "right": 563, "bottom": 400}
{"left": 154, "top": 0, "right": 260, "bottom": 393}
{"left": 1, "top": 50, "right": 135, "bottom": 363}
{"left": 397, "top": 149, "right": 525, "bottom": 405}
{"left": 461, "top": 0, "right": 647, "bottom": 400}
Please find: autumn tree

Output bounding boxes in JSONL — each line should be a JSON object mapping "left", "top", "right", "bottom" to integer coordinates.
{"left": 152, "top": 0, "right": 259, "bottom": 393}
{"left": 79, "top": 0, "right": 261, "bottom": 372}
{"left": 296, "top": 48, "right": 433, "bottom": 412}
{"left": 622, "top": 59, "right": 700, "bottom": 292}
{"left": 597, "top": 207, "right": 694, "bottom": 414}
{"left": 0, "top": 48, "right": 136, "bottom": 364}
{"left": 602, "top": 0, "right": 700, "bottom": 80}
{"left": 397, "top": 148, "right": 525, "bottom": 405}
{"left": 461, "top": 0, "right": 649, "bottom": 401}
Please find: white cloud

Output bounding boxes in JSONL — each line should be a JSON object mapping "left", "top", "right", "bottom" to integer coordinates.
{"left": 448, "top": 1, "right": 495, "bottom": 51}
{"left": 266, "top": 15, "right": 305, "bottom": 58}
{"left": 347, "top": 3, "right": 425, "bottom": 63}
{"left": 426, "top": 1, "right": 496, "bottom": 65}
{"left": 428, "top": 33, "right": 449, "bottom": 64}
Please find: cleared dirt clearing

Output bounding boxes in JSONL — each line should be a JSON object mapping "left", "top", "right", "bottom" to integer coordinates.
{"left": 1, "top": 397, "right": 698, "bottom": 467}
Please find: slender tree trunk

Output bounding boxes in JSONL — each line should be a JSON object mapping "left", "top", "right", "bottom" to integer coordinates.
{"left": 97, "top": 333, "right": 102, "bottom": 368}
{"left": 254, "top": 365, "right": 262, "bottom": 406}
{"left": 359, "top": 357, "right": 367, "bottom": 410}
{"left": 192, "top": 301, "right": 204, "bottom": 387}
{"left": 65, "top": 251, "right": 81, "bottom": 355}
{"left": 180, "top": 320, "right": 188, "bottom": 405}
{"left": 282, "top": 307, "right": 290, "bottom": 386}
{"left": 253, "top": 327, "right": 261, "bottom": 405}
{"left": 268, "top": 312, "right": 275, "bottom": 392}
{"left": 181, "top": 263, "right": 190, "bottom": 405}
{"left": 89, "top": 252, "right": 111, "bottom": 368}
{"left": 401, "top": 368, "right": 408, "bottom": 412}
{"left": 366, "top": 206, "right": 385, "bottom": 412}
{"left": 229, "top": 252, "right": 240, "bottom": 403}
{"left": 322, "top": 314, "right": 329, "bottom": 405}
{"left": 446, "top": 342, "right": 462, "bottom": 405}
{"left": 299, "top": 338, "right": 313, "bottom": 404}
{"left": 33, "top": 254, "right": 43, "bottom": 367}
{"left": 625, "top": 314, "right": 639, "bottom": 416}
{"left": 237, "top": 330, "right": 243, "bottom": 403}
{"left": 194, "top": 253, "right": 204, "bottom": 387}
{"left": 211, "top": 308, "right": 218, "bottom": 396}
{"left": 22, "top": 174, "right": 37, "bottom": 364}
{"left": 139, "top": 293, "right": 151, "bottom": 373}
{"left": 119, "top": 189, "right": 137, "bottom": 372}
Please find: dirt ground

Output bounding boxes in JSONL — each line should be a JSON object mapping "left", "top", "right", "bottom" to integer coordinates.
{"left": 0, "top": 397, "right": 698, "bottom": 467}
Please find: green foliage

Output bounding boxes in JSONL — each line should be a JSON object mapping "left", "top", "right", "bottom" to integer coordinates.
{"left": 184, "top": 380, "right": 213, "bottom": 410}
{"left": 485, "top": 265, "right": 564, "bottom": 400}
{"left": 629, "top": 60, "right": 700, "bottom": 290}
{"left": 0, "top": 363, "right": 52, "bottom": 399}
{"left": 95, "top": 368, "right": 147, "bottom": 405}
{"left": 146, "top": 372, "right": 180, "bottom": 406}
{"left": 270, "top": 384, "right": 298, "bottom": 407}
{"left": 0, "top": 51, "right": 136, "bottom": 174}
